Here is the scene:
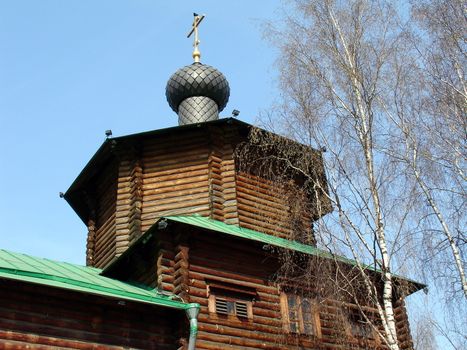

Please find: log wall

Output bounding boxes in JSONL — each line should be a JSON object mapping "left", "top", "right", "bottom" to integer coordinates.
{"left": 236, "top": 172, "right": 293, "bottom": 239}
{"left": 140, "top": 130, "right": 212, "bottom": 232}
{"left": 150, "top": 228, "right": 286, "bottom": 349}
{"left": 90, "top": 162, "right": 117, "bottom": 268}
{"left": 207, "top": 125, "right": 240, "bottom": 225}
{"left": 236, "top": 172, "right": 314, "bottom": 242}
{"left": 188, "top": 233, "right": 286, "bottom": 350}
{"left": 115, "top": 148, "right": 143, "bottom": 259}
{"left": 0, "top": 279, "right": 182, "bottom": 350}
{"left": 394, "top": 298, "right": 414, "bottom": 350}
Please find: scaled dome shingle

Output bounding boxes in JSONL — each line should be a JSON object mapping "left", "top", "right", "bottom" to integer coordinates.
{"left": 166, "top": 63, "right": 230, "bottom": 113}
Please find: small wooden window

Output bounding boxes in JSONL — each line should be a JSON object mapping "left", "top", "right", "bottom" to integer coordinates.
{"left": 206, "top": 280, "right": 255, "bottom": 320}
{"left": 280, "top": 292, "right": 321, "bottom": 337}
{"left": 209, "top": 294, "right": 253, "bottom": 319}
{"left": 345, "top": 307, "right": 377, "bottom": 340}
{"left": 212, "top": 297, "right": 251, "bottom": 317}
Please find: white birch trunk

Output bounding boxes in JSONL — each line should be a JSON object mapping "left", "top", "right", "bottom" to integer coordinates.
{"left": 411, "top": 151, "right": 467, "bottom": 298}
{"left": 327, "top": 5, "right": 400, "bottom": 348}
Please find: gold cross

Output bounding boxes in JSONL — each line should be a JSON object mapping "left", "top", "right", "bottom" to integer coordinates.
{"left": 187, "top": 13, "right": 205, "bottom": 63}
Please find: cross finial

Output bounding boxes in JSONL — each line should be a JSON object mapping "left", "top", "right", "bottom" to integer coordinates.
{"left": 187, "top": 13, "right": 205, "bottom": 63}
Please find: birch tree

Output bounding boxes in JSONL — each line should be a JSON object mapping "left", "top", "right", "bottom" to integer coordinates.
{"left": 388, "top": 0, "right": 466, "bottom": 347}
{"left": 260, "top": 1, "right": 418, "bottom": 348}
{"left": 409, "top": 0, "right": 467, "bottom": 299}
{"left": 259, "top": 0, "right": 465, "bottom": 348}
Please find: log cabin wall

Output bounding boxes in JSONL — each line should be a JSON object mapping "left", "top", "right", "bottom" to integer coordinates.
{"left": 115, "top": 147, "right": 143, "bottom": 259}
{"left": 134, "top": 122, "right": 316, "bottom": 240}
{"left": 394, "top": 298, "right": 414, "bottom": 350}
{"left": 140, "top": 129, "right": 212, "bottom": 232}
{"left": 235, "top": 172, "right": 314, "bottom": 243}
{"left": 233, "top": 131, "right": 329, "bottom": 244}
{"left": 89, "top": 161, "right": 118, "bottom": 268}
{"left": 236, "top": 172, "right": 294, "bottom": 239}
{"left": 188, "top": 232, "right": 286, "bottom": 350}
{"left": 207, "top": 125, "right": 240, "bottom": 225}
{"left": 0, "top": 279, "right": 182, "bottom": 350}
{"left": 151, "top": 227, "right": 286, "bottom": 350}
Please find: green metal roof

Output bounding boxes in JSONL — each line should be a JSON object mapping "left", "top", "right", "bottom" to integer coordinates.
{"left": 164, "top": 215, "right": 329, "bottom": 256}
{"left": 0, "top": 249, "right": 192, "bottom": 310}
{"left": 161, "top": 215, "right": 425, "bottom": 290}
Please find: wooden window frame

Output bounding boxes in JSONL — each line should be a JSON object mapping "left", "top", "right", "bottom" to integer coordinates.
{"left": 280, "top": 292, "right": 321, "bottom": 337}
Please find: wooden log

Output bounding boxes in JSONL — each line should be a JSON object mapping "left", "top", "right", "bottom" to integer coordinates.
{"left": 143, "top": 184, "right": 208, "bottom": 199}
{"left": 142, "top": 193, "right": 210, "bottom": 210}
{"left": 143, "top": 163, "right": 207, "bottom": 179}
{"left": 188, "top": 269, "right": 277, "bottom": 295}
{"left": 143, "top": 168, "right": 209, "bottom": 184}
{"left": 196, "top": 329, "right": 285, "bottom": 349}
{"left": 142, "top": 174, "right": 209, "bottom": 190}
{"left": 141, "top": 205, "right": 211, "bottom": 222}
{"left": 197, "top": 322, "right": 283, "bottom": 343}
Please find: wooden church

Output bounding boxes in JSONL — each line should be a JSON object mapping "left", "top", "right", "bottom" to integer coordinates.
{"left": 0, "top": 15, "right": 423, "bottom": 350}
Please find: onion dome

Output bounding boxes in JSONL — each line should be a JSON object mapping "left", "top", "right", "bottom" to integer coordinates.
{"left": 166, "top": 62, "right": 230, "bottom": 125}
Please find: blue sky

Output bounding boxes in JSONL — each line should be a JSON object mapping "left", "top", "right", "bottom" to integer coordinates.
{"left": 0, "top": 2, "right": 461, "bottom": 349}
{"left": 0, "top": 1, "right": 282, "bottom": 264}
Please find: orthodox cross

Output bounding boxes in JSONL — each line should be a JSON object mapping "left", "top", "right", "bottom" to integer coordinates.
{"left": 187, "top": 13, "right": 205, "bottom": 63}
